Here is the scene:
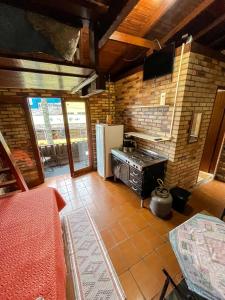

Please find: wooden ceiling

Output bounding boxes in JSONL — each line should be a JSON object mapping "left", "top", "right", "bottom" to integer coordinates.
{"left": 98, "top": 0, "right": 225, "bottom": 79}
{"left": 0, "top": 0, "right": 224, "bottom": 89}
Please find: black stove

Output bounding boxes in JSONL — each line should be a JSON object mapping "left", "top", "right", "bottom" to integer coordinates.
{"left": 111, "top": 148, "right": 167, "bottom": 171}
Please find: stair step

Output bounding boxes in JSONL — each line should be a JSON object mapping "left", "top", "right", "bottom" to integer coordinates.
{"left": 0, "top": 179, "right": 17, "bottom": 188}
{"left": 0, "top": 167, "right": 10, "bottom": 174}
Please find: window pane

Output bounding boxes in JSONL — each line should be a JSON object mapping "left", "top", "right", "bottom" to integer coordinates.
{"left": 66, "top": 102, "right": 89, "bottom": 171}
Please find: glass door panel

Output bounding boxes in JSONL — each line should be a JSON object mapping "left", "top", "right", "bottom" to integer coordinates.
{"left": 29, "top": 97, "right": 70, "bottom": 178}
{"left": 65, "top": 101, "right": 91, "bottom": 174}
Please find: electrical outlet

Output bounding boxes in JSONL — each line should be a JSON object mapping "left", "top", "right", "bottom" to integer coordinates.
{"left": 160, "top": 92, "right": 166, "bottom": 105}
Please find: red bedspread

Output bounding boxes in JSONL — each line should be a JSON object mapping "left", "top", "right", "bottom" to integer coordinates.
{"left": 0, "top": 187, "right": 66, "bottom": 300}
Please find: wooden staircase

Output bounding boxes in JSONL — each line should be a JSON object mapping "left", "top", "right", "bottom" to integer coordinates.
{"left": 0, "top": 131, "right": 28, "bottom": 197}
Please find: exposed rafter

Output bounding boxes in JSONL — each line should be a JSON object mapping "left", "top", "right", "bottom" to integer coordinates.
{"left": 98, "top": 0, "right": 139, "bottom": 49}
{"left": 194, "top": 12, "right": 225, "bottom": 40}
{"left": 109, "top": 31, "right": 156, "bottom": 49}
{"left": 160, "top": 0, "right": 215, "bottom": 45}
{"left": 146, "top": 0, "right": 215, "bottom": 56}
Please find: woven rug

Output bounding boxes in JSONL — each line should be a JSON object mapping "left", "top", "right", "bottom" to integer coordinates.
{"left": 63, "top": 208, "right": 126, "bottom": 300}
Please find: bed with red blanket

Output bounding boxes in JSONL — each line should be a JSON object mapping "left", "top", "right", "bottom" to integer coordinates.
{"left": 0, "top": 187, "right": 66, "bottom": 300}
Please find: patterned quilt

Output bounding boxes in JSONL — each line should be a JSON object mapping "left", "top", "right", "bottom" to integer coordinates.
{"left": 0, "top": 187, "right": 66, "bottom": 300}
{"left": 169, "top": 213, "right": 225, "bottom": 300}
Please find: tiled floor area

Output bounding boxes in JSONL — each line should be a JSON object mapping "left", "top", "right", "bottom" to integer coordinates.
{"left": 43, "top": 172, "right": 225, "bottom": 300}
{"left": 44, "top": 160, "right": 89, "bottom": 178}
{"left": 197, "top": 170, "right": 214, "bottom": 184}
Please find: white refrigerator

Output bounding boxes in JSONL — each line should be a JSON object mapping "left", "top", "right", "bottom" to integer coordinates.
{"left": 96, "top": 124, "right": 124, "bottom": 178}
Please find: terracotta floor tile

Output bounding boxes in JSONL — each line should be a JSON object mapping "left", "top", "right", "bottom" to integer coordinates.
{"left": 100, "top": 228, "right": 117, "bottom": 250}
{"left": 91, "top": 213, "right": 114, "bottom": 231}
{"left": 129, "top": 226, "right": 166, "bottom": 258}
{"left": 108, "top": 246, "right": 128, "bottom": 275}
{"left": 110, "top": 222, "right": 128, "bottom": 244}
{"left": 129, "top": 231, "right": 153, "bottom": 258}
{"left": 155, "top": 242, "right": 181, "bottom": 276}
{"left": 118, "top": 239, "right": 142, "bottom": 268}
{"left": 109, "top": 239, "right": 142, "bottom": 275}
{"left": 130, "top": 254, "right": 164, "bottom": 300}
{"left": 119, "top": 271, "right": 145, "bottom": 300}
{"left": 119, "top": 212, "right": 149, "bottom": 237}
{"left": 148, "top": 218, "right": 171, "bottom": 236}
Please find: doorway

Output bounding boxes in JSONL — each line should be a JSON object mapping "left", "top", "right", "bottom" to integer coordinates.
{"left": 198, "top": 90, "right": 225, "bottom": 183}
{"left": 29, "top": 97, "right": 70, "bottom": 178}
{"left": 29, "top": 97, "right": 92, "bottom": 179}
{"left": 62, "top": 100, "right": 93, "bottom": 177}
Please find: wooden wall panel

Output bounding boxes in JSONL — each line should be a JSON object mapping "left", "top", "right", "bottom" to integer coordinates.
{"left": 200, "top": 91, "right": 225, "bottom": 173}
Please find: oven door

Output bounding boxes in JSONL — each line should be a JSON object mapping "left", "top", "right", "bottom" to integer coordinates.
{"left": 112, "top": 155, "right": 129, "bottom": 185}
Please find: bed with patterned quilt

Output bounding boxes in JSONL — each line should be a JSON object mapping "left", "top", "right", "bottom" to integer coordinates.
{"left": 0, "top": 187, "right": 66, "bottom": 300}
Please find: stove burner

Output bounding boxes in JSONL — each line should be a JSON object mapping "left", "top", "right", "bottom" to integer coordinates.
{"left": 111, "top": 148, "right": 167, "bottom": 171}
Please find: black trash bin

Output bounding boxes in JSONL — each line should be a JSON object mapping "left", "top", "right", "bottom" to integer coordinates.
{"left": 170, "top": 187, "right": 191, "bottom": 212}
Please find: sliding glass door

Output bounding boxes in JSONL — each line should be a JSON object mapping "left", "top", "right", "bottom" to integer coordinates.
{"left": 62, "top": 100, "right": 92, "bottom": 177}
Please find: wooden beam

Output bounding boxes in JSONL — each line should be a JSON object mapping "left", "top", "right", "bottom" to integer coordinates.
{"left": 160, "top": 0, "right": 215, "bottom": 45}
{"left": 0, "top": 66, "right": 87, "bottom": 78}
{"left": 98, "top": 0, "right": 139, "bottom": 49}
{"left": 79, "top": 22, "right": 96, "bottom": 67}
{"left": 109, "top": 31, "right": 156, "bottom": 49}
{"left": 0, "top": 52, "right": 94, "bottom": 72}
{"left": 194, "top": 12, "right": 225, "bottom": 40}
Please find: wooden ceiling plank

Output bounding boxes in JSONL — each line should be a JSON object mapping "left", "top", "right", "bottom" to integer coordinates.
{"left": 102, "top": 0, "right": 178, "bottom": 75}
{"left": 98, "top": 0, "right": 139, "bottom": 49}
{"left": 140, "top": 0, "right": 178, "bottom": 37}
{"left": 109, "top": 31, "right": 156, "bottom": 49}
{"left": 194, "top": 12, "right": 225, "bottom": 40}
{"left": 160, "top": 0, "right": 215, "bottom": 45}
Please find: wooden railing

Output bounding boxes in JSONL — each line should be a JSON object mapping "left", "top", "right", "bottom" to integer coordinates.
{"left": 39, "top": 141, "right": 88, "bottom": 167}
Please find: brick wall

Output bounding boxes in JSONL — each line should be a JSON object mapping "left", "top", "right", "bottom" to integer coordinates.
{"left": 89, "top": 82, "right": 115, "bottom": 167}
{"left": 0, "top": 103, "right": 38, "bottom": 185}
{"left": 177, "top": 51, "right": 225, "bottom": 187}
{"left": 0, "top": 86, "right": 114, "bottom": 182}
{"left": 114, "top": 45, "right": 225, "bottom": 188}
{"left": 115, "top": 46, "right": 191, "bottom": 187}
